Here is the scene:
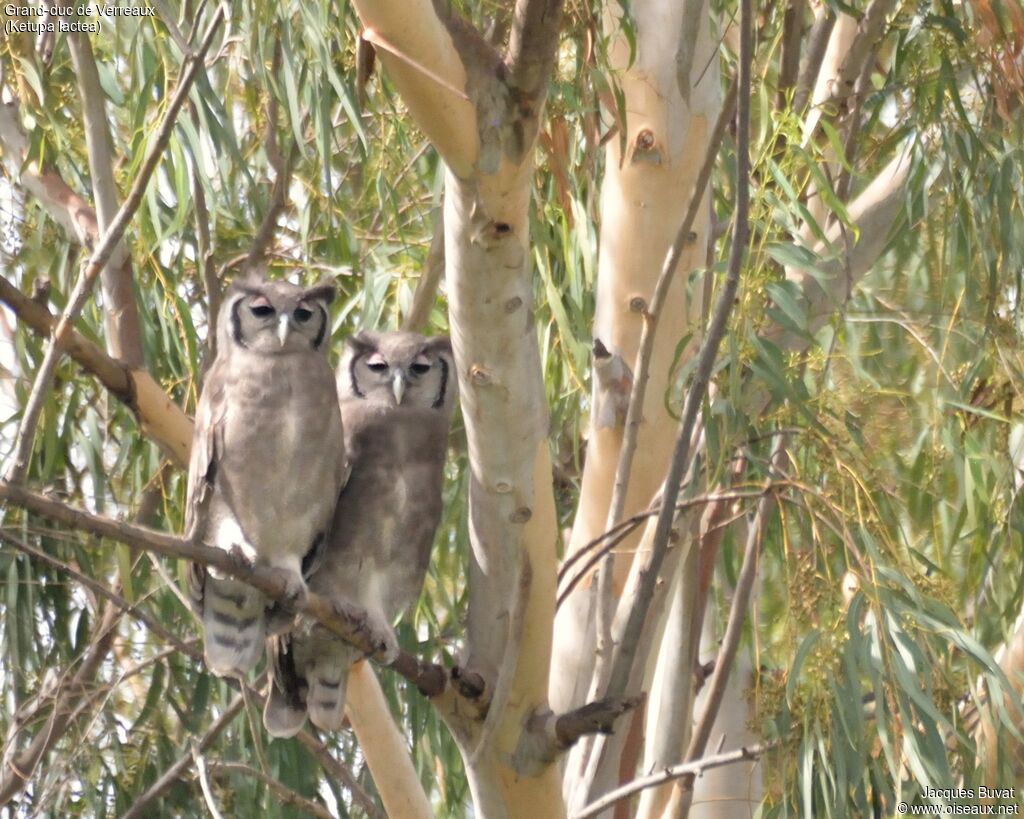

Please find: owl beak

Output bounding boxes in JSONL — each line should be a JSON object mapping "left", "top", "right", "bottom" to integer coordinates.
{"left": 277, "top": 314, "right": 291, "bottom": 347}
{"left": 392, "top": 372, "right": 407, "bottom": 405}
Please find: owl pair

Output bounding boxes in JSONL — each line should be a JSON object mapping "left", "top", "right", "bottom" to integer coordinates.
{"left": 184, "top": 278, "right": 457, "bottom": 736}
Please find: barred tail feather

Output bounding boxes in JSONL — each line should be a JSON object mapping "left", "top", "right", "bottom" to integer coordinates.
{"left": 306, "top": 645, "right": 357, "bottom": 732}
{"left": 202, "top": 577, "right": 265, "bottom": 677}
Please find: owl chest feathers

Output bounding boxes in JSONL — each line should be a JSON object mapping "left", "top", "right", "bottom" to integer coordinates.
{"left": 210, "top": 351, "right": 344, "bottom": 559}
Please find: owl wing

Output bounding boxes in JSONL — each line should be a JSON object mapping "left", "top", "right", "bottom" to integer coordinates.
{"left": 184, "top": 358, "right": 229, "bottom": 612}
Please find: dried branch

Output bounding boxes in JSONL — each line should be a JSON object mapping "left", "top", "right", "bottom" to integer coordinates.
{"left": 777, "top": 0, "right": 806, "bottom": 102}
{"left": 571, "top": 739, "right": 779, "bottom": 819}
{"left": 0, "top": 587, "right": 121, "bottom": 806}
{"left": 554, "top": 696, "right": 642, "bottom": 749}
{"left": 4, "top": 7, "right": 224, "bottom": 484}
{"left": 119, "top": 693, "right": 246, "bottom": 819}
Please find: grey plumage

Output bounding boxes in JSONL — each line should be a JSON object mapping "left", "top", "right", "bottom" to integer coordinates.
{"left": 264, "top": 330, "right": 457, "bottom": 736}
{"left": 186, "top": 277, "right": 346, "bottom": 678}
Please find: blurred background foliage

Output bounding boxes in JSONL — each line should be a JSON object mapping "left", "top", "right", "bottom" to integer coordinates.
{"left": 1, "top": 0, "right": 1024, "bottom": 815}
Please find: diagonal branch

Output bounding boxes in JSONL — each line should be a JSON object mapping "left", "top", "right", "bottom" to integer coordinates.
{"left": 571, "top": 738, "right": 779, "bottom": 819}
{"left": 67, "top": 32, "right": 145, "bottom": 367}
{"left": 4, "top": 7, "right": 225, "bottom": 484}
{"left": 0, "top": 275, "right": 193, "bottom": 467}
{"left": 0, "top": 482, "right": 452, "bottom": 697}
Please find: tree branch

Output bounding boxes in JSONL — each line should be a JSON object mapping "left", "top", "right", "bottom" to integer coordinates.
{"left": 67, "top": 31, "right": 145, "bottom": 367}
{"left": 0, "top": 482, "right": 453, "bottom": 696}
{"left": 678, "top": 436, "right": 786, "bottom": 817}
{"left": 506, "top": 0, "right": 564, "bottom": 101}
{"left": 0, "top": 275, "right": 193, "bottom": 467}
{"left": 400, "top": 209, "right": 445, "bottom": 333}
{"left": 3, "top": 7, "right": 224, "bottom": 484}
{"left": 571, "top": 739, "right": 779, "bottom": 819}
{"left": 604, "top": 1, "right": 751, "bottom": 706}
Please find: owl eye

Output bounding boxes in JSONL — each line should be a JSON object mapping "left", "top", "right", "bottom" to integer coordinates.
{"left": 410, "top": 362, "right": 431, "bottom": 375}
{"left": 294, "top": 307, "right": 314, "bottom": 323}
{"left": 366, "top": 353, "right": 388, "bottom": 372}
{"left": 249, "top": 298, "right": 275, "bottom": 318}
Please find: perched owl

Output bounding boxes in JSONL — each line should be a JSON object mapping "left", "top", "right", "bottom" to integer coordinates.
{"left": 185, "top": 277, "right": 346, "bottom": 678}
{"left": 263, "top": 330, "right": 457, "bottom": 736}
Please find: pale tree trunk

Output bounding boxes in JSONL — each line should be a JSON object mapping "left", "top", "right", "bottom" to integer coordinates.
{"left": 349, "top": 1, "right": 607, "bottom": 815}
{"left": 551, "top": 0, "right": 721, "bottom": 812}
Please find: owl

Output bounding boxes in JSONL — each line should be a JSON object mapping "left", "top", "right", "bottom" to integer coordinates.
{"left": 185, "top": 277, "right": 346, "bottom": 678}
{"left": 263, "top": 330, "right": 457, "bottom": 736}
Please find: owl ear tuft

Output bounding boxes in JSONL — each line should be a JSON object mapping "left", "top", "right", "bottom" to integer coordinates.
{"left": 304, "top": 281, "right": 337, "bottom": 304}
{"left": 346, "top": 330, "right": 377, "bottom": 355}
{"left": 424, "top": 335, "right": 453, "bottom": 357}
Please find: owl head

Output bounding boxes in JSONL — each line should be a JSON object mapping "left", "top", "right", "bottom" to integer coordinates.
{"left": 218, "top": 277, "right": 336, "bottom": 355}
{"left": 340, "top": 330, "right": 457, "bottom": 413}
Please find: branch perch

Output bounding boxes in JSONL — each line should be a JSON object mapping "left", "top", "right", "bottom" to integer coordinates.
{"left": 0, "top": 482, "right": 452, "bottom": 696}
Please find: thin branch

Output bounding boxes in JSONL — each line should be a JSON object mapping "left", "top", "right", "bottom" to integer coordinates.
{"left": 592, "top": 77, "right": 739, "bottom": 660}
{"left": 293, "top": 730, "right": 387, "bottom": 819}
{"left": 602, "top": 28, "right": 750, "bottom": 704}
{"left": 792, "top": 9, "right": 836, "bottom": 113}
{"left": 67, "top": 31, "right": 145, "bottom": 367}
{"left": 207, "top": 762, "right": 334, "bottom": 819}
{"left": 0, "top": 530, "right": 192, "bottom": 655}
{"left": 571, "top": 739, "right": 779, "bottom": 819}
{"left": 119, "top": 693, "right": 246, "bottom": 819}
{"left": 191, "top": 744, "right": 226, "bottom": 819}
{"left": 4, "top": 6, "right": 225, "bottom": 484}
{"left": 401, "top": 210, "right": 445, "bottom": 333}
{"left": 0, "top": 482, "right": 453, "bottom": 696}
{"left": 777, "top": 0, "right": 806, "bottom": 104}
{"left": 556, "top": 489, "right": 771, "bottom": 610}
{"left": 680, "top": 436, "right": 787, "bottom": 815}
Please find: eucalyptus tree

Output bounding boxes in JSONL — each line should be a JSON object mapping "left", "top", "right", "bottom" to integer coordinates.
{"left": 1, "top": 0, "right": 1023, "bottom": 817}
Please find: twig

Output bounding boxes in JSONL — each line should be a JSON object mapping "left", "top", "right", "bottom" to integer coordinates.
{"left": 207, "top": 762, "right": 335, "bottom": 819}
{"left": 0, "top": 530, "right": 192, "bottom": 655}
{"left": 679, "top": 436, "right": 787, "bottom": 817}
{"left": 571, "top": 739, "right": 779, "bottom": 819}
{"left": 191, "top": 743, "right": 226, "bottom": 819}
{"left": 556, "top": 489, "right": 771, "bottom": 610}
{"left": 554, "top": 696, "right": 642, "bottom": 749}
{"left": 120, "top": 694, "right": 246, "bottom": 819}
{"left": 293, "top": 730, "right": 386, "bottom": 819}
{"left": 3, "top": 6, "right": 225, "bottom": 484}
{"left": 591, "top": 76, "right": 739, "bottom": 676}
{"left": 603, "top": 5, "right": 751, "bottom": 705}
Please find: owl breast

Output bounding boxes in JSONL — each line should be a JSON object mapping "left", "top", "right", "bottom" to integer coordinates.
{"left": 215, "top": 352, "right": 344, "bottom": 562}
{"left": 311, "top": 403, "right": 448, "bottom": 619}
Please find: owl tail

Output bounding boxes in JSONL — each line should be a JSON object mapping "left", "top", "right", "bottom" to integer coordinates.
{"left": 306, "top": 644, "right": 358, "bottom": 732}
{"left": 202, "top": 575, "right": 266, "bottom": 677}
{"left": 263, "top": 634, "right": 307, "bottom": 738}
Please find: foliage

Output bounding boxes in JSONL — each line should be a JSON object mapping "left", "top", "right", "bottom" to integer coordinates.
{"left": 1, "top": 0, "right": 1023, "bottom": 815}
